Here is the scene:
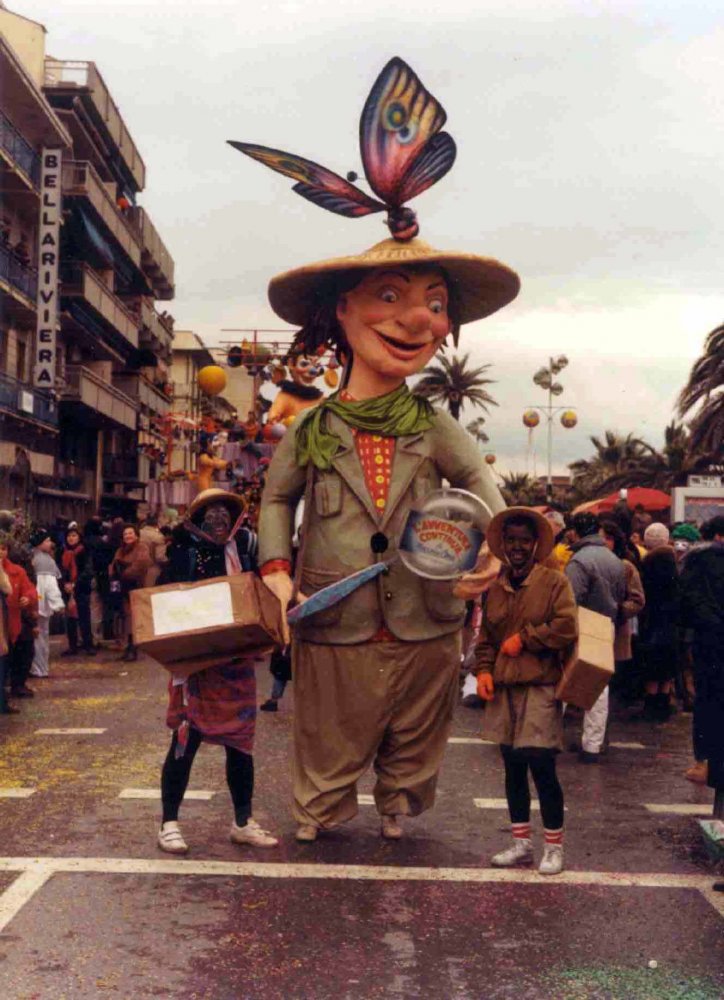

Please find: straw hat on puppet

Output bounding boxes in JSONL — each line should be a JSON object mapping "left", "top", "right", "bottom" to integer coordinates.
{"left": 486, "top": 507, "right": 555, "bottom": 564}
{"left": 228, "top": 56, "right": 520, "bottom": 334}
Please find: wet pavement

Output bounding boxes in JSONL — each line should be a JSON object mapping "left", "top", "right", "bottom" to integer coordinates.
{"left": 1, "top": 640, "right": 723, "bottom": 998}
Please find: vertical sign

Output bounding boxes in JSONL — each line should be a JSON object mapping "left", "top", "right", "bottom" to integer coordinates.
{"left": 34, "top": 148, "right": 62, "bottom": 388}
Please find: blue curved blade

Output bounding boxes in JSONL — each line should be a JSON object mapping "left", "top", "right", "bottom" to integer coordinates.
{"left": 287, "top": 562, "right": 388, "bottom": 624}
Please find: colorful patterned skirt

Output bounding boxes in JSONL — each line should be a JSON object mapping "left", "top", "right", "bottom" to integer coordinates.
{"left": 166, "top": 659, "right": 257, "bottom": 754}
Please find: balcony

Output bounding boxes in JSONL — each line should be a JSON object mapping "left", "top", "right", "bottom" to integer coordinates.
{"left": 139, "top": 298, "right": 173, "bottom": 357}
{"left": 0, "top": 371, "right": 58, "bottom": 428}
{"left": 59, "top": 365, "right": 138, "bottom": 431}
{"left": 62, "top": 160, "right": 142, "bottom": 268}
{"left": 44, "top": 60, "right": 146, "bottom": 191}
{"left": 61, "top": 262, "right": 139, "bottom": 350}
{"left": 102, "top": 452, "right": 142, "bottom": 485}
{"left": 0, "top": 242, "right": 37, "bottom": 319}
{"left": 113, "top": 372, "right": 171, "bottom": 417}
{"left": 126, "top": 206, "right": 175, "bottom": 299}
{"left": 0, "top": 107, "right": 40, "bottom": 189}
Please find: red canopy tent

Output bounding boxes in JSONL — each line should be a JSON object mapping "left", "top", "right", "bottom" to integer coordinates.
{"left": 573, "top": 487, "right": 671, "bottom": 516}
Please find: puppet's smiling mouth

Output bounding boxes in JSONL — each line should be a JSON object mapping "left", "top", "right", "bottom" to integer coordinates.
{"left": 374, "top": 330, "right": 430, "bottom": 354}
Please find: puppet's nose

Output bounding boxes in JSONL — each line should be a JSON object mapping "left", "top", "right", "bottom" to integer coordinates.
{"left": 399, "top": 306, "right": 431, "bottom": 336}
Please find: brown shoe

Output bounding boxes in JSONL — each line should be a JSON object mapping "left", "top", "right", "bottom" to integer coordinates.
{"left": 295, "top": 824, "right": 318, "bottom": 842}
{"left": 381, "top": 815, "right": 403, "bottom": 840}
{"left": 685, "top": 761, "right": 708, "bottom": 784}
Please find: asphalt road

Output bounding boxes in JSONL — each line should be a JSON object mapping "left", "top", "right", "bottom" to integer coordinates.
{"left": 0, "top": 639, "right": 723, "bottom": 999}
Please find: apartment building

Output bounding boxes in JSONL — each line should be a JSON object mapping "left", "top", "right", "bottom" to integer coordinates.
{"left": 0, "top": 5, "right": 176, "bottom": 521}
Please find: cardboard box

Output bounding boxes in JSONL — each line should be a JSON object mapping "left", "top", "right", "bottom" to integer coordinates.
{"left": 131, "top": 574, "right": 284, "bottom": 677}
{"left": 555, "top": 606, "right": 614, "bottom": 711}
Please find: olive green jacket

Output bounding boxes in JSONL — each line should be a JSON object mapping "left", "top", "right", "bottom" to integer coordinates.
{"left": 258, "top": 407, "right": 505, "bottom": 644}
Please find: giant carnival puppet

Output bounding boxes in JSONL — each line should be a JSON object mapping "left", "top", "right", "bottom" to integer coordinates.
{"left": 230, "top": 57, "right": 518, "bottom": 842}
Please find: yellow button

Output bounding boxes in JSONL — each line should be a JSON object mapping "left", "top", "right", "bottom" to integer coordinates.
{"left": 376, "top": 497, "right": 386, "bottom": 508}
{"left": 375, "top": 475, "right": 385, "bottom": 485}
{"left": 374, "top": 454, "right": 384, "bottom": 465}
{"left": 372, "top": 435, "right": 382, "bottom": 442}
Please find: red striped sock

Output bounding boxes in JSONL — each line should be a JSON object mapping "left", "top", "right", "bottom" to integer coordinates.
{"left": 544, "top": 827, "right": 564, "bottom": 845}
{"left": 511, "top": 822, "right": 531, "bottom": 840}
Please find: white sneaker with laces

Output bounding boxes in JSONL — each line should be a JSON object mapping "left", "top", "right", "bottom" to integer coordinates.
{"left": 491, "top": 838, "right": 534, "bottom": 867}
{"left": 230, "top": 818, "right": 279, "bottom": 848}
{"left": 157, "top": 821, "right": 188, "bottom": 854}
{"left": 539, "top": 843, "right": 564, "bottom": 875}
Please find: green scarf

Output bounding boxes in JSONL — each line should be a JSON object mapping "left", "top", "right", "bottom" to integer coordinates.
{"left": 296, "top": 383, "right": 435, "bottom": 470}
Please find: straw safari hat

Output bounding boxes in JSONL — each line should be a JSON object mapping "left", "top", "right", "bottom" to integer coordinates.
{"left": 188, "top": 489, "right": 246, "bottom": 523}
{"left": 268, "top": 237, "right": 520, "bottom": 327}
{"left": 486, "top": 506, "right": 555, "bottom": 563}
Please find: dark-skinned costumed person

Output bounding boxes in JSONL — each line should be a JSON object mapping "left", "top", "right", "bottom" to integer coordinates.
{"left": 474, "top": 508, "right": 578, "bottom": 875}
{"left": 230, "top": 57, "right": 519, "bottom": 842}
{"left": 157, "top": 489, "right": 277, "bottom": 854}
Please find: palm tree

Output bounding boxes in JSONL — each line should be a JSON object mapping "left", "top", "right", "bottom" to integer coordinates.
{"left": 413, "top": 353, "right": 497, "bottom": 421}
{"left": 596, "top": 422, "right": 721, "bottom": 493}
{"left": 569, "top": 431, "right": 651, "bottom": 498}
{"left": 465, "top": 417, "right": 490, "bottom": 445}
{"left": 678, "top": 323, "right": 724, "bottom": 455}
{"left": 499, "top": 473, "right": 541, "bottom": 506}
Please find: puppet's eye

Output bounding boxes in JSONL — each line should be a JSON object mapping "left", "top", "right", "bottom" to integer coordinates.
{"left": 380, "top": 288, "right": 398, "bottom": 303}
{"left": 429, "top": 298, "right": 445, "bottom": 314}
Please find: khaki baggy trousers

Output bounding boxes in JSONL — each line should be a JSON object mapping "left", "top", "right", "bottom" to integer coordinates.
{"left": 292, "top": 632, "right": 461, "bottom": 828}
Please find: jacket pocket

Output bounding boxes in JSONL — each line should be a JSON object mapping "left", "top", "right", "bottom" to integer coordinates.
{"left": 421, "top": 578, "right": 465, "bottom": 623}
{"left": 298, "top": 565, "right": 345, "bottom": 628}
{"left": 313, "top": 477, "right": 342, "bottom": 518}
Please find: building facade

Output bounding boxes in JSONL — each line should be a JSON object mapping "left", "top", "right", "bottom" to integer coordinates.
{"left": 0, "top": 5, "right": 176, "bottom": 523}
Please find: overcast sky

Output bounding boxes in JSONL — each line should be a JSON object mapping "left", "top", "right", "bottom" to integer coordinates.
{"left": 17, "top": 0, "right": 724, "bottom": 474}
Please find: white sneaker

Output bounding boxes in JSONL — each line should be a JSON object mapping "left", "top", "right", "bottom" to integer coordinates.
{"left": 491, "top": 838, "right": 533, "bottom": 867}
{"left": 539, "top": 843, "right": 564, "bottom": 875}
{"left": 230, "top": 818, "right": 279, "bottom": 848}
{"left": 157, "top": 821, "right": 188, "bottom": 854}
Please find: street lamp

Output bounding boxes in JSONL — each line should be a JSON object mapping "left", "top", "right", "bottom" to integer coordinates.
{"left": 524, "top": 355, "right": 577, "bottom": 504}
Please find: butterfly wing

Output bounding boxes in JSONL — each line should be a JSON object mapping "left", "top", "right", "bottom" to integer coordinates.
{"left": 228, "top": 141, "right": 384, "bottom": 218}
{"left": 360, "top": 57, "right": 452, "bottom": 206}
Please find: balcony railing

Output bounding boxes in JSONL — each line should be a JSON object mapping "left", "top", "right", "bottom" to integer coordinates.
{"left": 60, "top": 365, "right": 138, "bottom": 431}
{"left": 0, "top": 107, "right": 40, "bottom": 187}
{"left": 0, "top": 371, "right": 58, "bottom": 427}
{"left": 126, "top": 206, "right": 175, "bottom": 298}
{"left": 44, "top": 60, "right": 146, "bottom": 191}
{"left": 60, "top": 262, "right": 139, "bottom": 349}
{"left": 0, "top": 243, "right": 37, "bottom": 303}
{"left": 113, "top": 372, "right": 171, "bottom": 416}
{"left": 62, "top": 160, "right": 142, "bottom": 267}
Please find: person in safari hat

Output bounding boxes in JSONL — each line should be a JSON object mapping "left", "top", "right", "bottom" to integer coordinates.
{"left": 231, "top": 57, "right": 518, "bottom": 842}
{"left": 474, "top": 507, "right": 578, "bottom": 875}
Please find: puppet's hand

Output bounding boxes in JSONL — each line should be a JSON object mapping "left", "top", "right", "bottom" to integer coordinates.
{"left": 262, "top": 571, "right": 307, "bottom": 645}
{"left": 453, "top": 544, "right": 501, "bottom": 600}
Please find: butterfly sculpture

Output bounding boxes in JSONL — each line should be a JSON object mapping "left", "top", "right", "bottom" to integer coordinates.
{"left": 228, "top": 57, "right": 456, "bottom": 242}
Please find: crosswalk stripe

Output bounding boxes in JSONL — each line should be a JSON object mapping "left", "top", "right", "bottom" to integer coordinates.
{"left": 474, "top": 798, "right": 568, "bottom": 812}
{"left": 0, "top": 788, "right": 36, "bottom": 799}
{"left": 610, "top": 742, "right": 647, "bottom": 750}
{"left": 644, "top": 803, "right": 712, "bottom": 816}
{"left": 118, "top": 789, "right": 215, "bottom": 801}
{"left": 357, "top": 794, "right": 375, "bottom": 805}
{"left": 35, "top": 728, "right": 107, "bottom": 735}
{"left": 448, "top": 737, "right": 495, "bottom": 745}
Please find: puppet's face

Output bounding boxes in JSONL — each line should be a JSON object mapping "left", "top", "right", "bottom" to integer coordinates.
{"left": 288, "top": 354, "right": 323, "bottom": 386}
{"left": 336, "top": 267, "right": 450, "bottom": 382}
{"left": 200, "top": 502, "right": 232, "bottom": 545}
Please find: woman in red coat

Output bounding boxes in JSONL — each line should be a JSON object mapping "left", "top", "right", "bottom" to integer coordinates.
{"left": 0, "top": 535, "right": 38, "bottom": 706}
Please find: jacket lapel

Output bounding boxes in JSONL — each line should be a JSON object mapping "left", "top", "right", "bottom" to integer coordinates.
{"left": 329, "top": 414, "right": 380, "bottom": 525}
{"left": 380, "top": 432, "right": 428, "bottom": 532}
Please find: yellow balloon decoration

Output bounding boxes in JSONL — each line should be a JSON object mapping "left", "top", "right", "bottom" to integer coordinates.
{"left": 198, "top": 365, "right": 227, "bottom": 396}
{"left": 561, "top": 410, "right": 578, "bottom": 429}
{"left": 485, "top": 453, "right": 496, "bottom": 465}
{"left": 523, "top": 409, "right": 540, "bottom": 428}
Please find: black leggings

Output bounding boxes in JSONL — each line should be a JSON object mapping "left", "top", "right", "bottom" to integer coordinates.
{"left": 501, "top": 745, "right": 564, "bottom": 830}
{"left": 161, "top": 727, "right": 254, "bottom": 826}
